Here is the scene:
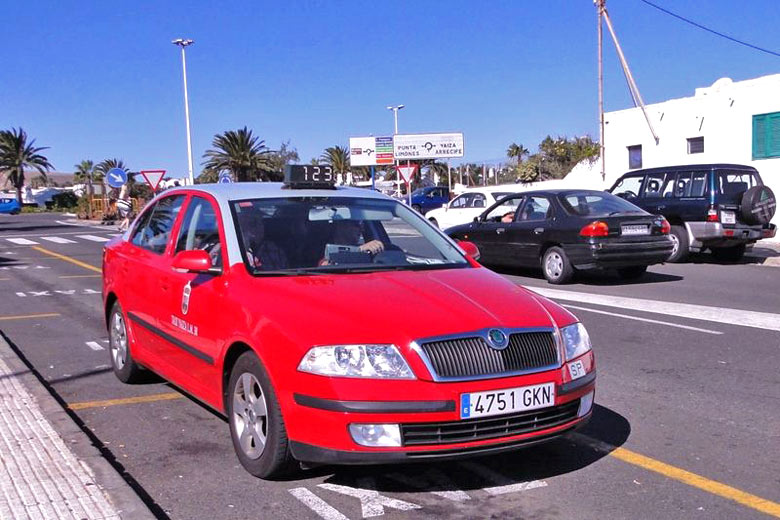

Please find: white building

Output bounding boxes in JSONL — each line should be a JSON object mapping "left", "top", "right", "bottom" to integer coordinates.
{"left": 566, "top": 73, "right": 780, "bottom": 230}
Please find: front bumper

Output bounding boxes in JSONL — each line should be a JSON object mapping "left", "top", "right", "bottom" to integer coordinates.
{"left": 283, "top": 363, "right": 595, "bottom": 464}
{"left": 566, "top": 237, "right": 674, "bottom": 269}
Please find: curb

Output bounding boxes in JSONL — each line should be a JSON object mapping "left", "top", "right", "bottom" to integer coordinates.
{"left": 0, "top": 333, "right": 156, "bottom": 519}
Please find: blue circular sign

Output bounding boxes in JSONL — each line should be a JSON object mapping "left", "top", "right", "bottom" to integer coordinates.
{"left": 106, "top": 168, "right": 128, "bottom": 189}
{"left": 218, "top": 172, "right": 232, "bottom": 184}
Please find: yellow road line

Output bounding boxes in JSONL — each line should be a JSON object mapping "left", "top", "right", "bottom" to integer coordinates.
{"left": 573, "top": 433, "right": 780, "bottom": 518}
{"left": 59, "top": 274, "right": 101, "bottom": 279}
{"left": 69, "top": 392, "right": 184, "bottom": 410}
{"left": 0, "top": 313, "right": 61, "bottom": 321}
{"left": 31, "top": 246, "right": 102, "bottom": 274}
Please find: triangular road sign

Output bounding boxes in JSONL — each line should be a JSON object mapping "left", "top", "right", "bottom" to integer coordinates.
{"left": 140, "top": 170, "right": 166, "bottom": 191}
{"left": 396, "top": 164, "right": 418, "bottom": 183}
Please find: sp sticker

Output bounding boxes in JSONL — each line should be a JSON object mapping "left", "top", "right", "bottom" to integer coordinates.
{"left": 181, "top": 281, "right": 192, "bottom": 315}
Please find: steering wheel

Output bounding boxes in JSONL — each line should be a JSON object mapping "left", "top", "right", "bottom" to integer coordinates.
{"left": 618, "top": 190, "right": 637, "bottom": 199}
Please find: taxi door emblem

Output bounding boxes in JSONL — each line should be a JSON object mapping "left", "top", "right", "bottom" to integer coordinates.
{"left": 181, "top": 282, "right": 192, "bottom": 315}
{"left": 486, "top": 329, "right": 509, "bottom": 350}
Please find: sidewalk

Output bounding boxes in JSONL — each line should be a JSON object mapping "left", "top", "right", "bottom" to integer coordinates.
{"left": 747, "top": 240, "right": 780, "bottom": 267}
{"left": 0, "top": 335, "right": 154, "bottom": 519}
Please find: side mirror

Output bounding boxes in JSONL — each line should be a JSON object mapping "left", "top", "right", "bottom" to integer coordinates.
{"left": 457, "top": 240, "right": 481, "bottom": 261}
{"left": 172, "top": 250, "right": 214, "bottom": 273}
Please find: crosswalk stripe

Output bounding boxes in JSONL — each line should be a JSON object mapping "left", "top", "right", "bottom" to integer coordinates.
{"left": 40, "top": 236, "right": 77, "bottom": 244}
{"left": 76, "top": 235, "right": 110, "bottom": 242}
{"left": 85, "top": 341, "right": 104, "bottom": 351}
{"left": 6, "top": 238, "right": 39, "bottom": 245}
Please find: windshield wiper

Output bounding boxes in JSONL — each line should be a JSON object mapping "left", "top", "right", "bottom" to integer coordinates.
{"left": 251, "top": 269, "right": 327, "bottom": 277}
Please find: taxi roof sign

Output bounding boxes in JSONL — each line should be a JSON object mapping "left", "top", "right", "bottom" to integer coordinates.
{"left": 283, "top": 164, "right": 336, "bottom": 190}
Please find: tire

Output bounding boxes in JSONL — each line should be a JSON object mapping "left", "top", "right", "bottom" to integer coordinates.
{"left": 617, "top": 265, "right": 647, "bottom": 279}
{"left": 412, "top": 204, "right": 422, "bottom": 213}
{"left": 739, "top": 185, "right": 776, "bottom": 225}
{"left": 429, "top": 217, "right": 439, "bottom": 228}
{"left": 108, "top": 301, "right": 144, "bottom": 383}
{"left": 667, "top": 225, "right": 689, "bottom": 263}
{"left": 711, "top": 244, "right": 746, "bottom": 262}
{"left": 227, "top": 351, "right": 295, "bottom": 479}
{"left": 542, "top": 246, "right": 574, "bottom": 284}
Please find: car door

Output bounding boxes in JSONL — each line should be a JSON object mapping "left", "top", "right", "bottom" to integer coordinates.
{"left": 611, "top": 174, "right": 646, "bottom": 208}
{"left": 121, "top": 194, "right": 187, "bottom": 366}
{"left": 439, "top": 193, "right": 472, "bottom": 228}
{"left": 469, "top": 195, "right": 525, "bottom": 265}
{"left": 640, "top": 172, "right": 670, "bottom": 215}
{"left": 507, "top": 195, "right": 554, "bottom": 266}
{"left": 157, "top": 194, "right": 229, "bottom": 396}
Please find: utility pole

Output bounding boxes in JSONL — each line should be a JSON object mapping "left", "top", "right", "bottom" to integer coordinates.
{"left": 172, "top": 38, "right": 195, "bottom": 185}
{"left": 596, "top": 0, "right": 606, "bottom": 181}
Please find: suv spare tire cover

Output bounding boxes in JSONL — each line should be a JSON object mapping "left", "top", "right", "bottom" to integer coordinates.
{"left": 740, "top": 185, "right": 776, "bottom": 225}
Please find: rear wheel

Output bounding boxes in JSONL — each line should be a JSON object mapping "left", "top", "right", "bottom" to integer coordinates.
{"left": 617, "top": 265, "right": 647, "bottom": 279}
{"left": 412, "top": 204, "right": 422, "bottom": 213}
{"left": 542, "top": 246, "right": 574, "bottom": 284}
{"left": 108, "top": 301, "right": 144, "bottom": 383}
{"left": 710, "top": 244, "right": 746, "bottom": 262}
{"left": 667, "top": 225, "right": 689, "bottom": 263}
{"left": 227, "top": 351, "right": 295, "bottom": 479}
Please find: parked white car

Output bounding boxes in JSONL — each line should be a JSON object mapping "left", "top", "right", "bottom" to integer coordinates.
{"left": 426, "top": 187, "right": 520, "bottom": 230}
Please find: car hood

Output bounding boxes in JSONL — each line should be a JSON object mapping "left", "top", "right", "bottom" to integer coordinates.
{"left": 239, "top": 266, "right": 560, "bottom": 349}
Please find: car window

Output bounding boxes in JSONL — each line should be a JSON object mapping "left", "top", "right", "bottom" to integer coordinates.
{"left": 687, "top": 171, "right": 708, "bottom": 197}
{"left": 518, "top": 196, "right": 552, "bottom": 221}
{"left": 130, "top": 195, "right": 185, "bottom": 254}
{"left": 450, "top": 194, "right": 470, "bottom": 208}
{"left": 717, "top": 170, "right": 757, "bottom": 195}
{"left": 612, "top": 175, "right": 643, "bottom": 198}
{"left": 471, "top": 194, "right": 487, "bottom": 208}
{"left": 175, "top": 196, "right": 223, "bottom": 268}
{"left": 559, "top": 192, "right": 646, "bottom": 217}
{"left": 643, "top": 173, "right": 666, "bottom": 198}
{"left": 485, "top": 196, "right": 523, "bottom": 221}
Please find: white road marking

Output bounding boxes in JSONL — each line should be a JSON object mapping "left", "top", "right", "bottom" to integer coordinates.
{"left": 16, "top": 288, "right": 100, "bottom": 297}
{"left": 319, "top": 478, "right": 422, "bottom": 517}
{"left": 6, "top": 238, "right": 38, "bottom": 245}
{"left": 563, "top": 304, "right": 723, "bottom": 335}
{"left": 386, "top": 470, "right": 471, "bottom": 501}
{"left": 0, "top": 265, "right": 51, "bottom": 270}
{"left": 525, "top": 286, "right": 780, "bottom": 332}
{"left": 40, "top": 236, "right": 77, "bottom": 244}
{"left": 458, "top": 461, "right": 547, "bottom": 496}
{"left": 86, "top": 341, "right": 104, "bottom": 351}
{"left": 289, "top": 488, "right": 349, "bottom": 520}
{"left": 76, "top": 234, "right": 110, "bottom": 242}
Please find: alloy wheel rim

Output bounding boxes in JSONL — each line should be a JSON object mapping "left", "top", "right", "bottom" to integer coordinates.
{"left": 110, "top": 312, "right": 127, "bottom": 370}
{"left": 232, "top": 372, "right": 268, "bottom": 459}
{"left": 545, "top": 252, "right": 563, "bottom": 279}
{"left": 670, "top": 234, "right": 679, "bottom": 257}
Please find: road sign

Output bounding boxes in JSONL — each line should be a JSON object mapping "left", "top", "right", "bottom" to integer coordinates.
{"left": 349, "top": 136, "right": 394, "bottom": 166}
{"left": 140, "top": 170, "right": 166, "bottom": 191}
{"left": 396, "top": 164, "right": 418, "bottom": 183}
{"left": 106, "top": 168, "right": 127, "bottom": 189}
{"left": 218, "top": 172, "right": 232, "bottom": 184}
{"left": 393, "top": 133, "right": 464, "bottom": 160}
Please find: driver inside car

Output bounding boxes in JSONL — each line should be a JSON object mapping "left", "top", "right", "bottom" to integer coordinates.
{"left": 318, "top": 220, "right": 386, "bottom": 266}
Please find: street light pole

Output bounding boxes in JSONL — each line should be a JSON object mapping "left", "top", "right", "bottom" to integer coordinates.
{"left": 386, "top": 105, "right": 404, "bottom": 196}
{"left": 173, "top": 38, "right": 195, "bottom": 185}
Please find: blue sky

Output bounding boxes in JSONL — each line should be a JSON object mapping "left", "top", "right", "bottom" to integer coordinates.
{"left": 2, "top": 0, "right": 779, "bottom": 178}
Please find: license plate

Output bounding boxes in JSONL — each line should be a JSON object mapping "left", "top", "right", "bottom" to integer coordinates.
{"left": 721, "top": 211, "right": 735, "bottom": 224}
{"left": 569, "top": 360, "right": 586, "bottom": 380}
{"left": 621, "top": 224, "right": 650, "bottom": 236}
{"left": 460, "top": 383, "right": 555, "bottom": 419}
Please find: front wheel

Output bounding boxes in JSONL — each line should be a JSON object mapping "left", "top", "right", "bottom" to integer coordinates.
{"left": 428, "top": 217, "right": 439, "bottom": 228}
{"left": 617, "top": 265, "right": 647, "bottom": 279}
{"left": 228, "top": 351, "right": 295, "bottom": 479}
{"left": 108, "top": 301, "right": 144, "bottom": 383}
{"left": 412, "top": 204, "right": 422, "bottom": 213}
{"left": 542, "top": 246, "right": 574, "bottom": 284}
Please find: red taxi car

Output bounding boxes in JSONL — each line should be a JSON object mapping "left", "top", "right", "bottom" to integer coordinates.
{"left": 102, "top": 166, "right": 596, "bottom": 478}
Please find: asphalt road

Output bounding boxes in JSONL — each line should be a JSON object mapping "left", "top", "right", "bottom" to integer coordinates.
{"left": 1, "top": 212, "right": 778, "bottom": 520}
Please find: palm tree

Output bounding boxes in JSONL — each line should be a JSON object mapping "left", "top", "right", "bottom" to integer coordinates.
{"left": 319, "top": 145, "right": 350, "bottom": 177}
{"left": 0, "top": 128, "right": 53, "bottom": 206}
{"left": 506, "top": 143, "right": 530, "bottom": 164}
{"left": 74, "top": 160, "right": 97, "bottom": 218}
{"left": 202, "top": 127, "right": 273, "bottom": 182}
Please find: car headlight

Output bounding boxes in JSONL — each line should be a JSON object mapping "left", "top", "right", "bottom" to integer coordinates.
{"left": 298, "top": 344, "right": 415, "bottom": 379}
{"left": 560, "top": 323, "right": 592, "bottom": 361}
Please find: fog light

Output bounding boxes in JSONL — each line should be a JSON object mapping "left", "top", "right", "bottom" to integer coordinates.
{"left": 578, "top": 391, "right": 594, "bottom": 418}
{"left": 348, "top": 424, "right": 402, "bottom": 447}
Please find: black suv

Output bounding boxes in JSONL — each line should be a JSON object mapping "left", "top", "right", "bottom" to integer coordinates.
{"left": 609, "top": 164, "right": 776, "bottom": 262}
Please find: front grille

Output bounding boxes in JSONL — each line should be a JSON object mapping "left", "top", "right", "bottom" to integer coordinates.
{"left": 420, "top": 331, "right": 558, "bottom": 379}
{"left": 401, "top": 400, "right": 580, "bottom": 446}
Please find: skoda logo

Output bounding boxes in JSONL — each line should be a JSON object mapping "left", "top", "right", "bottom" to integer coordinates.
{"left": 486, "top": 329, "right": 509, "bottom": 350}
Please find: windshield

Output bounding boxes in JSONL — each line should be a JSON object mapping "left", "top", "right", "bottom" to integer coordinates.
{"left": 231, "top": 197, "right": 469, "bottom": 274}
{"left": 558, "top": 192, "right": 647, "bottom": 217}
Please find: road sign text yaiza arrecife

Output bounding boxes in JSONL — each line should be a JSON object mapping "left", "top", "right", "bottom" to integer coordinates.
{"left": 393, "top": 133, "right": 464, "bottom": 160}
{"left": 106, "top": 168, "right": 128, "bottom": 189}
{"left": 349, "top": 136, "right": 394, "bottom": 166}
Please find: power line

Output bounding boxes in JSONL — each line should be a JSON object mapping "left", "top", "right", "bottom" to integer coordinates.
{"left": 638, "top": 0, "right": 780, "bottom": 58}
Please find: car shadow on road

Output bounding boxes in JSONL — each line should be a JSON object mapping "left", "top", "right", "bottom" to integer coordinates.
{"left": 304, "top": 404, "right": 630, "bottom": 495}
{"left": 688, "top": 249, "right": 778, "bottom": 266}
{"left": 490, "top": 264, "right": 683, "bottom": 286}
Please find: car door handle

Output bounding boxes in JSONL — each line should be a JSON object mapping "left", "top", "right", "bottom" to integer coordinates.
{"left": 496, "top": 228, "right": 505, "bottom": 234}
{"left": 534, "top": 227, "right": 544, "bottom": 234}
{"left": 657, "top": 205, "right": 666, "bottom": 210}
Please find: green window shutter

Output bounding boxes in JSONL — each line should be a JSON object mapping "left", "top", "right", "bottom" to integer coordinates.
{"left": 753, "top": 115, "right": 767, "bottom": 159}
{"left": 768, "top": 113, "right": 780, "bottom": 158}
